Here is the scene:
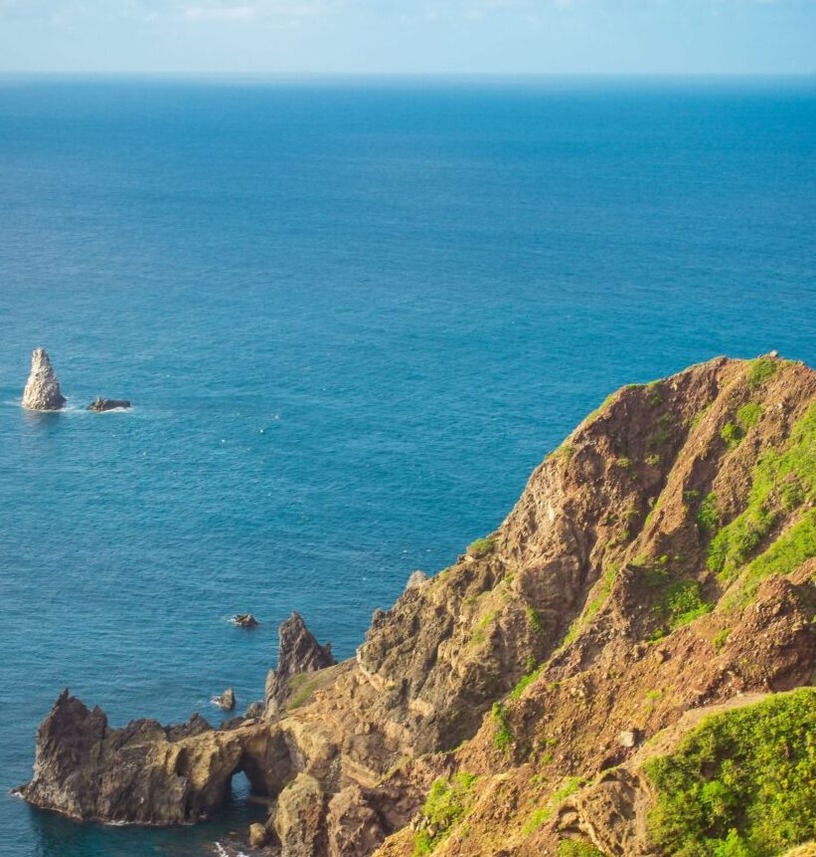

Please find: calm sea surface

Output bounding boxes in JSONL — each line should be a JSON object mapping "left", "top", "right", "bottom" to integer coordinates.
{"left": 0, "top": 76, "right": 814, "bottom": 856}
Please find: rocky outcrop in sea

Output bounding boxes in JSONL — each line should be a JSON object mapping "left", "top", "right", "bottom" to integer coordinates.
{"left": 21, "top": 348, "right": 65, "bottom": 411}
{"left": 87, "top": 398, "right": 131, "bottom": 411}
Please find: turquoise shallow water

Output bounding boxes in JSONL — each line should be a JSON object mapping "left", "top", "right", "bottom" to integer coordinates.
{"left": 0, "top": 76, "right": 814, "bottom": 856}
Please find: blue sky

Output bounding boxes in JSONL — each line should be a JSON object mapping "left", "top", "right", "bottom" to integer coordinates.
{"left": 0, "top": 0, "right": 814, "bottom": 75}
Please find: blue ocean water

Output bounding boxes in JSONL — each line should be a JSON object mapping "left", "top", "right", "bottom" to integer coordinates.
{"left": 0, "top": 76, "right": 814, "bottom": 856}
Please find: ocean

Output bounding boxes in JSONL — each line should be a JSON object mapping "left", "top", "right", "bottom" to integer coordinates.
{"left": 0, "top": 76, "right": 814, "bottom": 856}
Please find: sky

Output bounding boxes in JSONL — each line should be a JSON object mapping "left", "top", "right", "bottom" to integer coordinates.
{"left": 0, "top": 0, "right": 814, "bottom": 75}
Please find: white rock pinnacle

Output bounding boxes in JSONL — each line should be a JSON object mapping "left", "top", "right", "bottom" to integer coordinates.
{"left": 21, "top": 348, "right": 66, "bottom": 411}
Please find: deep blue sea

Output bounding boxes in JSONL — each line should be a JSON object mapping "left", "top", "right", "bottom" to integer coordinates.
{"left": 1, "top": 76, "right": 814, "bottom": 856}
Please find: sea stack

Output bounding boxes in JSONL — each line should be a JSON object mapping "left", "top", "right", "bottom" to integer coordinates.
{"left": 21, "top": 348, "right": 66, "bottom": 411}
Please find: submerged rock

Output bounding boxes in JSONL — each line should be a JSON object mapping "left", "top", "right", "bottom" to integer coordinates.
{"left": 231, "top": 613, "right": 260, "bottom": 628}
{"left": 264, "top": 612, "right": 336, "bottom": 716}
{"left": 21, "top": 348, "right": 65, "bottom": 411}
{"left": 87, "top": 398, "right": 131, "bottom": 412}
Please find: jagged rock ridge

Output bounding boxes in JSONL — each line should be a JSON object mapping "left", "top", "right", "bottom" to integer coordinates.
{"left": 21, "top": 348, "right": 66, "bottom": 410}
{"left": 18, "top": 355, "right": 816, "bottom": 857}
{"left": 264, "top": 611, "right": 337, "bottom": 716}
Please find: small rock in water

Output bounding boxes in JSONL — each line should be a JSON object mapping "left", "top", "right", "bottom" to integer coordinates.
{"left": 21, "top": 348, "right": 66, "bottom": 411}
{"left": 212, "top": 688, "right": 236, "bottom": 711}
{"left": 87, "top": 398, "right": 131, "bottom": 412}
{"left": 248, "top": 822, "right": 269, "bottom": 848}
{"left": 231, "top": 613, "right": 259, "bottom": 628}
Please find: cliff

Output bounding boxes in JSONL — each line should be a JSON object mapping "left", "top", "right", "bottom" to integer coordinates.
{"left": 18, "top": 355, "right": 816, "bottom": 856}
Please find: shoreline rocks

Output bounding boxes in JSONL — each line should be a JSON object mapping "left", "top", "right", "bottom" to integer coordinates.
{"left": 21, "top": 348, "right": 66, "bottom": 411}
{"left": 212, "top": 688, "right": 236, "bottom": 711}
{"left": 13, "top": 689, "right": 264, "bottom": 825}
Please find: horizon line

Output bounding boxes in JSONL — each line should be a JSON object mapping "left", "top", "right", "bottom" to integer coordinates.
{"left": 1, "top": 70, "right": 815, "bottom": 82}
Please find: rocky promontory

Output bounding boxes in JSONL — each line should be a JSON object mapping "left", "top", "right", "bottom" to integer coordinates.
{"left": 18, "top": 355, "right": 816, "bottom": 857}
{"left": 21, "top": 348, "right": 66, "bottom": 410}
{"left": 14, "top": 690, "right": 282, "bottom": 825}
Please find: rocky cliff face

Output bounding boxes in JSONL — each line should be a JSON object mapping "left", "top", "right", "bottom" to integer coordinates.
{"left": 21, "top": 348, "right": 65, "bottom": 410}
{"left": 265, "top": 611, "right": 337, "bottom": 716}
{"left": 19, "top": 355, "right": 816, "bottom": 856}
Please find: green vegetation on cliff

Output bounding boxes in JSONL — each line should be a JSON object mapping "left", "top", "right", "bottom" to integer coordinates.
{"left": 644, "top": 688, "right": 816, "bottom": 857}
{"left": 707, "top": 402, "right": 816, "bottom": 596}
{"left": 412, "top": 772, "right": 478, "bottom": 855}
{"left": 467, "top": 537, "right": 496, "bottom": 559}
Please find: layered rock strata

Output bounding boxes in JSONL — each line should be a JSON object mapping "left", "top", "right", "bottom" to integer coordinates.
{"left": 21, "top": 348, "right": 65, "bottom": 410}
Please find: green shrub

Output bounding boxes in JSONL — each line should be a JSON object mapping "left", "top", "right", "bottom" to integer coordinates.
{"left": 747, "top": 357, "right": 778, "bottom": 388}
{"left": 522, "top": 806, "right": 551, "bottom": 836}
{"left": 521, "top": 777, "right": 584, "bottom": 837}
{"left": 736, "top": 402, "right": 762, "bottom": 431}
{"left": 712, "top": 627, "right": 731, "bottom": 652}
{"left": 526, "top": 606, "right": 545, "bottom": 635}
{"left": 647, "top": 382, "right": 664, "bottom": 405}
{"left": 696, "top": 492, "right": 720, "bottom": 535}
{"left": 707, "top": 403, "right": 816, "bottom": 588}
{"left": 739, "top": 509, "right": 816, "bottom": 599}
{"left": 467, "top": 537, "right": 496, "bottom": 559}
{"left": 720, "top": 422, "right": 744, "bottom": 449}
{"left": 657, "top": 580, "right": 713, "bottom": 630}
{"left": 549, "top": 443, "right": 576, "bottom": 463}
{"left": 511, "top": 664, "right": 544, "bottom": 700}
{"left": 708, "top": 504, "right": 776, "bottom": 579}
{"left": 585, "top": 565, "right": 618, "bottom": 621}
{"left": 551, "top": 776, "right": 584, "bottom": 804}
{"left": 720, "top": 404, "right": 762, "bottom": 451}
{"left": 644, "top": 688, "right": 816, "bottom": 857}
{"left": 558, "top": 842, "right": 605, "bottom": 857}
{"left": 413, "top": 772, "right": 478, "bottom": 855}
{"left": 492, "top": 702, "right": 513, "bottom": 750}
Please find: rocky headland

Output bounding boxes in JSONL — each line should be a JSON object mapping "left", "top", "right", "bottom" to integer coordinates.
{"left": 17, "top": 355, "right": 816, "bottom": 856}
{"left": 21, "top": 348, "right": 66, "bottom": 410}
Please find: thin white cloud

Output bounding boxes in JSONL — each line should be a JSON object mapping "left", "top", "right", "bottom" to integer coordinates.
{"left": 181, "top": 0, "right": 329, "bottom": 24}
{"left": 184, "top": 4, "right": 256, "bottom": 21}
